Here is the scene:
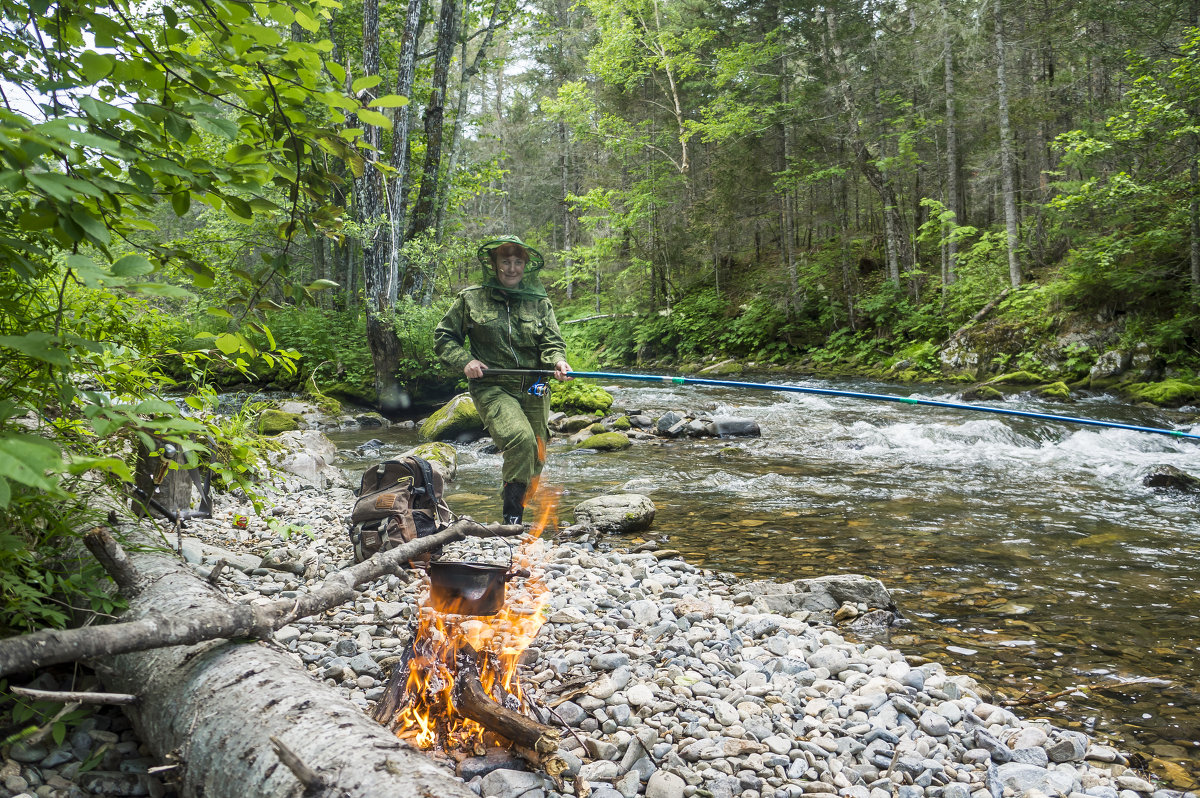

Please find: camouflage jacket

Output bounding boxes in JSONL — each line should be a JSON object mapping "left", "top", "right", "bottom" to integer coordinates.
{"left": 434, "top": 286, "right": 567, "bottom": 375}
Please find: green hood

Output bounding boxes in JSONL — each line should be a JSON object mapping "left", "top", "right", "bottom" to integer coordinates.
{"left": 476, "top": 235, "right": 548, "bottom": 299}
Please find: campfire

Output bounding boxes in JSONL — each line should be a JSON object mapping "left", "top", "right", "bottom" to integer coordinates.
{"left": 373, "top": 488, "right": 566, "bottom": 776}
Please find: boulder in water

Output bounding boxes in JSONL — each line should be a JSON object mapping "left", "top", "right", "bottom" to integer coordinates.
{"left": 1143, "top": 464, "right": 1200, "bottom": 492}
{"left": 573, "top": 493, "right": 655, "bottom": 533}
{"left": 419, "top": 394, "right": 485, "bottom": 442}
{"left": 576, "top": 431, "right": 632, "bottom": 452}
{"left": 713, "top": 416, "right": 761, "bottom": 438}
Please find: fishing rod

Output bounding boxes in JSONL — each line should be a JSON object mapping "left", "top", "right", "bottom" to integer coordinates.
{"left": 477, "top": 368, "right": 1200, "bottom": 443}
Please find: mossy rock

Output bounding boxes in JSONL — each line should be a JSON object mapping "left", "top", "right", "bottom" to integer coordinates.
{"left": 984, "top": 370, "right": 1045, "bottom": 386}
{"left": 403, "top": 441, "right": 458, "bottom": 481}
{"left": 698, "top": 359, "right": 743, "bottom": 376}
{"left": 1122, "top": 379, "right": 1200, "bottom": 408}
{"left": 577, "top": 431, "right": 632, "bottom": 451}
{"left": 258, "top": 409, "right": 303, "bottom": 436}
{"left": 612, "top": 415, "right": 632, "bottom": 431}
{"left": 419, "top": 394, "right": 485, "bottom": 441}
{"left": 961, "top": 385, "right": 1004, "bottom": 402}
{"left": 1037, "top": 381, "right": 1072, "bottom": 401}
{"left": 589, "top": 422, "right": 606, "bottom": 434}
{"left": 551, "top": 380, "right": 614, "bottom": 415}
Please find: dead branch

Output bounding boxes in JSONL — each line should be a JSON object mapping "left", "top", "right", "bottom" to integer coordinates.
{"left": 0, "top": 518, "right": 524, "bottom": 679}
{"left": 10, "top": 686, "right": 139, "bottom": 705}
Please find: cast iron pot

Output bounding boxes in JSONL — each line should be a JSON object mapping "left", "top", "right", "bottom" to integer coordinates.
{"left": 427, "top": 561, "right": 528, "bottom": 616}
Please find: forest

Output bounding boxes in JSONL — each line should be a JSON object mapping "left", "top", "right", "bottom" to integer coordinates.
{"left": 2, "top": 0, "right": 1200, "bottom": 655}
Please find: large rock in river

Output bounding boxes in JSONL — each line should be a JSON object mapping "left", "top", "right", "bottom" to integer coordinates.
{"left": 1143, "top": 464, "right": 1200, "bottom": 492}
{"left": 401, "top": 441, "right": 458, "bottom": 482}
{"left": 573, "top": 493, "right": 655, "bottom": 534}
{"left": 269, "top": 430, "right": 348, "bottom": 490}
{"left": 745, "top": 574, "right": 895, "bottom": 616}
{"left": 419, "top": 394, "right": 485, "bottom": 442}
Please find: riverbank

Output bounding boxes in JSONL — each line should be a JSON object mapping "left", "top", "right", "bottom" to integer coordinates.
{"left": 6, "top": 467, "right": 1189, "bottom": 798}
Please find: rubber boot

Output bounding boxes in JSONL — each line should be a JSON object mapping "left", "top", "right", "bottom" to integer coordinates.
{"left": 501, "top": 481, "right": 527, "bottom": 525}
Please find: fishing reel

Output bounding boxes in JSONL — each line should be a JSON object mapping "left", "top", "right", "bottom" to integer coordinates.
{"left": 526, "top": 379, "right": 550, "bottom": 397}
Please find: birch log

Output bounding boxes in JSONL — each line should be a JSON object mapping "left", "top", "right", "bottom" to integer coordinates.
{"left": 90, "top": 541, "right": 478, "bottom": 798}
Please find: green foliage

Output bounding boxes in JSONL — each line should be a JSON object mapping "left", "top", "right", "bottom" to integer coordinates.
{"left": 0, "top": 0, "right": 382, "bottom": 633}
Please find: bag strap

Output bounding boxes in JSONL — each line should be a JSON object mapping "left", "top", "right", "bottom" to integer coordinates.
{"left": 413, "top": 456, "right": 435, "bottom": 502}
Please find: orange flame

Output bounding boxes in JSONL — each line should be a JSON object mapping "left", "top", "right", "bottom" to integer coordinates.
{"left": 392, "top": 484, "right": 558, "bottom": 750}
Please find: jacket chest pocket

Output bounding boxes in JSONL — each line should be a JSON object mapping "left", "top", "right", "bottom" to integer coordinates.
{"left": 514, "top": 313, "right": 544, "bottom": 345}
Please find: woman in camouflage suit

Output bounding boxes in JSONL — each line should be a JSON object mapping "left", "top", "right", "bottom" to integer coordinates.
{"left": 433, "top": 236, "right": 572, "bottom": 524}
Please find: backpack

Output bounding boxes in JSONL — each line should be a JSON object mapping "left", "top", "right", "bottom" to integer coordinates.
{"left": 348, "top": 456, "right": 453, "bottom": 563}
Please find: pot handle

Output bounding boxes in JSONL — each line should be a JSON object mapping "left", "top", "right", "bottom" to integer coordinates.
{"left": 505, "top": 567, "right": 530, "bottom": 581}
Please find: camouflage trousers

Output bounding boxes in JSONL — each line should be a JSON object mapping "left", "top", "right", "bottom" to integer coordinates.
{"left": 469, "top": 379, "right": 550, "bottom": 486}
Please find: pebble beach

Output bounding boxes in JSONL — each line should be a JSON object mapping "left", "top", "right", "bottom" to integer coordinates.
{"left": 2, "top": 438, "right": 1194, "bottom": 798}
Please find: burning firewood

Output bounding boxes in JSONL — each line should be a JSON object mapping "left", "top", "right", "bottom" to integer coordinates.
{"left": 373, "top": 499, "right": 568, "bottom": 775}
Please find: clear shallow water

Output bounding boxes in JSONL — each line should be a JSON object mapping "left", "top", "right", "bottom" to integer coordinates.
{"left": 330, "top": 376, "right": 1200, "bottom": 785}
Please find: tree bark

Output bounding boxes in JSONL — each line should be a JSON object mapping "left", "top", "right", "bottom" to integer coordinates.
{"left": 95, "top": 564, "right": 476, "bottom": 798}
{"left": 994, "top": 0, "right": 1022, "bottom": 287}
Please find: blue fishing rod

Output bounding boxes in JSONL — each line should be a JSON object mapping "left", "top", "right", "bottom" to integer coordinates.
{"left": 479, "top": 368, "right": 1200, "bottom": 443}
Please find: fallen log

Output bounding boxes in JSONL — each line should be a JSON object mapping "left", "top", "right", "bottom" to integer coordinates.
{"left": 92, "top": 544, "right": 479, "bottom": 798}
{"left": 0, "top": 518, "right": 520, "bottom": 678}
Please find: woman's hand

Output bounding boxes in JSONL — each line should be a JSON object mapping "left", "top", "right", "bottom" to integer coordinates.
{"left": 554, "top": 360, "right": 573, "bottom": 381}
{"left": 464, "top": 360, "right": 488, "bottom": 379}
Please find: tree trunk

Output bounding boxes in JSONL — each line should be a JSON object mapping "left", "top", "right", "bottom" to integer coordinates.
{"left": 387, "top": 0, "right": 426, "bottom": 302}
{"left": 994, "top": 0, "right": 1022, "bottom": 287}
{"left": 405, "top": 0, "right": 462, "bottom": 300}
{"left": 561, "top": 120, "right": 574, "bottom": 300}
{"left": 355, "top": 0, "right": 407, "bottom": 406}
{"left": 824, "top": 7, "right": 903, "bottom": 287}
{"left": 93, "top": 547, "right": 476, "bottom": 798}
{"left": 941, "top": 0, "right": 959, "bottom": 285}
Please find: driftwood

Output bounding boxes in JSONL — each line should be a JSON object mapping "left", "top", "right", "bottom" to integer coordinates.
{"left": 0, "top": 518, "right": 520, "bottom": 679}
{"left": 93, "top": 546, "right": 478, "bottom": 798}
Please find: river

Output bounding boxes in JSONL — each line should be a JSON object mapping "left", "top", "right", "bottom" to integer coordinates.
{"left": 329, "top": 375, "right": 1200, "bottom": 784}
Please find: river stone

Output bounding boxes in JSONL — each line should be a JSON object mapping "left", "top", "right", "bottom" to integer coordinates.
{"left": 557, "top": 415, "right": 598, "bottom": 434}
{"left": 457, "top": 751, "right": 526, "bottom": 781}
{"left": 419, "top": 393, "right": 486, "bottom": 442}
{"left": 1046, "top": 731, "right": 1089, "bottom": 762}
{"left": 627, "top": 683, "right": 655, "bottom": 707}
{"left": 261, "top": 548, "right": 306, "bottom": 575}
{"left": 1142, "top": 464, "right": 1200, "bottom": 492}
{"left": 801, "top": 574, "right": 895, "bottom": 610}
{"left": 400, "top": 441, "right": 458, "bottom": 482}
{"left": 655, "top": 411, "right": 685, "bottom": 436}
{"left": 995, "top": 762, "right": 1078, "bottom": 795}
{"left": 258, "top": 408, "right": 303, "bottom": 435}
{"left": 270, "top": 430, "right": 348, "bottom": 489}
{"left": 179, "top": 537, "right": 261, "bottom": 573}
{"left": 479, "top": 767, "right": 545, "bottom": 798}
{"left": 1089, "top": 349, "right": 1133, "bottom": 384}
{"left": 579, "top": 760, "right": 620, "bottom": 781}
{"left": 573, "top": 494, "right": 655, "bottom": 534}
{"left": 646, "top": 769, "right": 686, "bottom": 798}
{"left": 713, "top": 417, "right": 761, "bottom": 438}
{"left": 577, "top": 431, "right": 632, "bottom": 451}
